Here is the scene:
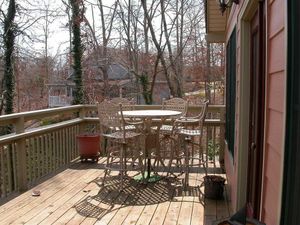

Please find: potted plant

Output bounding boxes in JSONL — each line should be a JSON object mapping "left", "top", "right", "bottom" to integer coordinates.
{"left": 77, "top": 134, "right": 100, "bottom": 162}
{"left": 204, "top": 175, "right": 226, "bottom": 199}
{"left": 207, "top": 139, "right": 220, "bottom": 161}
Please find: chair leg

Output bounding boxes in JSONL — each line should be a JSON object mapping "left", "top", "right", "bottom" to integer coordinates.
{"left": 120, "top": 143, "right": 125, "bottom": 191}
{"left": 102, "top": 144, "right": 112, "bottom": 187}
{"left": 184, "top": 140, "right": 189, "bottom": 190}
{"left": 137, "top": 148, "right": 145, "bottom": 180}
{"left": 102, "top": 169, "right": 108, "bottom": 187}
{"left": 167, "top": 141, "right": 175, "bottom": 176}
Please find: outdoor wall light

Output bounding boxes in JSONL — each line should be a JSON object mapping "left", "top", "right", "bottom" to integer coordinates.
{"left": 217, "top": 0, "right": 239, "bottom": 15}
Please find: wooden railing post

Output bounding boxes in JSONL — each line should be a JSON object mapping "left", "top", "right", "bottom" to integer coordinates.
{"left": 16, "top": 116, "right": 27, "bottom": 191}
{"left": 219, "top": 107, "right": 226, "bottom": 170}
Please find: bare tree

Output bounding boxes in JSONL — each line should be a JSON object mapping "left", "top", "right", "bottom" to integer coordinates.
{"left": 97, "top": 0, "right": 119, "bottom": 96}
{"left": 70, "top": 0, "right": 84, "bottom": 104}
{"left": 1, "top": 0, "right": 16, "bottom": 116}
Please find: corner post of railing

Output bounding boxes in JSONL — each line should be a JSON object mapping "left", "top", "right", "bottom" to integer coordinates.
{"left": 16, "top": 116, "right": 27, "bottom": 191}
{"left": 79, "top": 105, "right": 86, "bottom": 133}
{"left": 219, "top": 106, "right": 226, "bottom": 170}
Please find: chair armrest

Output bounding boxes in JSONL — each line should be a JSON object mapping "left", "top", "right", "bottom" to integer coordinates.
{"left": 175, "top": 117, "right": 200, "bottom": 124}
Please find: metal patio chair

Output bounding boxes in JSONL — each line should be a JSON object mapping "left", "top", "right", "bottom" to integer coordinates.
{"left": 110, "top": 97, "right": 143, "bottom": 131}
{"left": 174, "top": 100, "right": 209, "bottom": 188}
{"left": 152, "top": 98, "right": 188, "bottom": 175}
{"left": 97, "top": 100, "right": 144, "bottom": 190}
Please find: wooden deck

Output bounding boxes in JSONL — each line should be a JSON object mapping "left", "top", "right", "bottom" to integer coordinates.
{"left": 0, "top": 158, "right": 231, "bottom": 225}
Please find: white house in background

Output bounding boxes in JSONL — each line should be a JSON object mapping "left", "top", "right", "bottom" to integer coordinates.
{"left": 48, "top": 83, "right": 74, "bottom": 107}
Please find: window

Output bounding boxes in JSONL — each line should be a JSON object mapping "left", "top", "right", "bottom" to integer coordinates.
{"left": 225, "top": 28, "right": 237, "bottom": 157}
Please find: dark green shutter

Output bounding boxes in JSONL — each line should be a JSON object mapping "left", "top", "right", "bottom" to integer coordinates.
{"left": 225, "top": 28, "right": 236, "bottom": 157}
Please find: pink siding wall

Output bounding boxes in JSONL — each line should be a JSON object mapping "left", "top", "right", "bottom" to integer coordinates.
{"left": 224, "top": 0, "right": 242, "bottom": 213}
{"left": 223, "top": 0, "right": 286, "bottom": 224}
{"left": 261, "top": 0, "right": 286, "bottom": 224}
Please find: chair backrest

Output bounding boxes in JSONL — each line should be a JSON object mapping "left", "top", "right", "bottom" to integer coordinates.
{"left": 97, "top": 100, "right": 125, "bottom": 134}
{"left": 196, "top": 100, "right": 209, "bottom": 132}
{"left": 199, "top": 100, "right": 209, "bottom": 122}
{"left": 110, "top": 97, "right": 134, "bottom": 111}
{"left": 162, "top": 97, "right": 188, "bottom": 117}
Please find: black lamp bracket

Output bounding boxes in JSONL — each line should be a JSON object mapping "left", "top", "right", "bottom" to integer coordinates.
{"left": 218, "top": 0, "right": 240, "bottom": 15}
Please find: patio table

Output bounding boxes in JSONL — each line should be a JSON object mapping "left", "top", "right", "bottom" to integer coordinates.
{"left": 122, "top": 109, "right": 182, "bottom": 182}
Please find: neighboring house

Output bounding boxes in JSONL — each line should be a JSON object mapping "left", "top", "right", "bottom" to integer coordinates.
{"left": 48, "top": 63, "right": 138, "bottom": 107}
{"left": 205, "top": 0, "right": 299, "bottom": 224}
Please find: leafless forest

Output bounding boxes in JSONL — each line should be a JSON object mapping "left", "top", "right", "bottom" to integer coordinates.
{"left": 0, "top": 0, "right": 224, "bottom": 114}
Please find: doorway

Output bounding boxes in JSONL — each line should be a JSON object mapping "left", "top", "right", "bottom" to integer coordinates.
{"left": 246, "top": 1, "right": 265, "bottom": 219}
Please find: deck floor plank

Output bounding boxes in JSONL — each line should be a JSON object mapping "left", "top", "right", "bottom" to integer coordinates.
{"left": 0, "top": 157, "right": 230, "bottom": 225}
{"left": 84, "top": 172, "right": 140, "bottom": 225}
{"left": 177, "top": 168, "right": 200, "bottom": 225}
{"left": 134, "top": 169, "right": 170, "bottom": 225}
{"left": 64, "top": 183, "right": 106, "bottom": 225}
{"left": 0, "top": 163, "right": 84, "bottom": 215}
{"left": 30, "top": 167, "right": 105, "bottom": 225}
{"left": 11, "top": 165, "right": 102, "bottom": 224}
{"left": 107, "top": 174, "right": 144, "bottom": 225}
{"left": 0, "top": 164, "right": 93, "bottom": 224}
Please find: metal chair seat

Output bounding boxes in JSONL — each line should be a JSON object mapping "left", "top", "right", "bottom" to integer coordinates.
{"left": 103, "top": 130, "right": 141, "bottom": 140}
{"left": 178, "top": 128, "right": 202, "bottom": 136}
{"left": 113, "top": 123, "right": 143, "bottom": 131}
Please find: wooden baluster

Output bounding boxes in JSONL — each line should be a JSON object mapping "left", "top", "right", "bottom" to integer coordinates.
{"left": 55, "top": 131, "right": 59, "bottom": 169}
{"left": 0, "top": 146, "right": 6, "bottom": 197}
{"left": 12, "top": 144, "right": 18, "bottom": 190}
{"left": 16, "top": 116, "right": 27, "bottom": 191}
{"left": 6, "top": 144, "right": 13, "bottom": 194}
{"left": 41, "top": 135, "right": 46, "bottom": 176}
{"left": 26, "top": 139, "right": 32, "bottom": 184}
{"left": 50, "top": 133, "right": 54, "bottom": 172}
{"left": 30, "top": 138, "right": 36, "bottom": 181}
{"left": 59, "top": 130, "right": 64, "bottom": 166}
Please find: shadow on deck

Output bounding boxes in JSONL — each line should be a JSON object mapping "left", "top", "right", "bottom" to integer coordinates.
{"left": 0, "top": 157, "right": 231, "bottom": 225}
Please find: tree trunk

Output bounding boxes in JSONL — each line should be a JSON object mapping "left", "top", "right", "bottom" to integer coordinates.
{"left": 160, "top": 0, "right": 183, "bottom": 97}
{"left": 3, "top": 0, "right": 16, "bottom": 117}
{"left": 70, "top": 0, "right": 84, "bottom": 104}
{"left": 141, "top": 0, "right": 178, "bottom": 97}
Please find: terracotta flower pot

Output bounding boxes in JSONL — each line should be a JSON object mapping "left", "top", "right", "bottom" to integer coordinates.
{"left": 204, "top": 175, "right": 226, "bottom": 200}
{"left": 77, "top": 134, "right": 100, "bottom": 162}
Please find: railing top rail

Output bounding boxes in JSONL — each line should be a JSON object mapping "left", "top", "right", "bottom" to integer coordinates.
{"left": 0, "top": 104, "right": 225, "bottom": 125}
{"left": 0, "top": 105, "right": 85, "bottom": 125}
{"left": 0, "top": 105, "right": 84, "bottom": 120}
{"left": 84, "top": 104, "right": 225, "bottom": 110}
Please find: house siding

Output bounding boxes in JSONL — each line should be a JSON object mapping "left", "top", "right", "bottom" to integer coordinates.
{"left": 224, "top": 0, "right": 242, "bottom": 212}
{"left": 262, "top": 0, "right": 286, "bottom": 224}
{"left": 223, "top": 0, "right": 286, "bottom": 223}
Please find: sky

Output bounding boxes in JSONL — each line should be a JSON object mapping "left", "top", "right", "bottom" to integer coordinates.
{"left": 10, "top": 0, "right": 116, "bottom": 57}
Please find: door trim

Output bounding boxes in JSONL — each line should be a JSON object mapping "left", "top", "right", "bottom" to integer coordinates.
{"left": 246, "top": 2, "right": 265, "bottom": 217}
{"left": 236, "top": 0, "right": 259, "bottom": 211}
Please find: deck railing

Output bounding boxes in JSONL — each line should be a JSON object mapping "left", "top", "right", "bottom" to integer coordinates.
{"left": 0, "top": 104, "right": 225, "bottom": 200}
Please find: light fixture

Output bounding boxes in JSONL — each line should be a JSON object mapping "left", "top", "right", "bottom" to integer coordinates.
{"left": 217, "top": 0, "right": 239, "bottom": 15}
